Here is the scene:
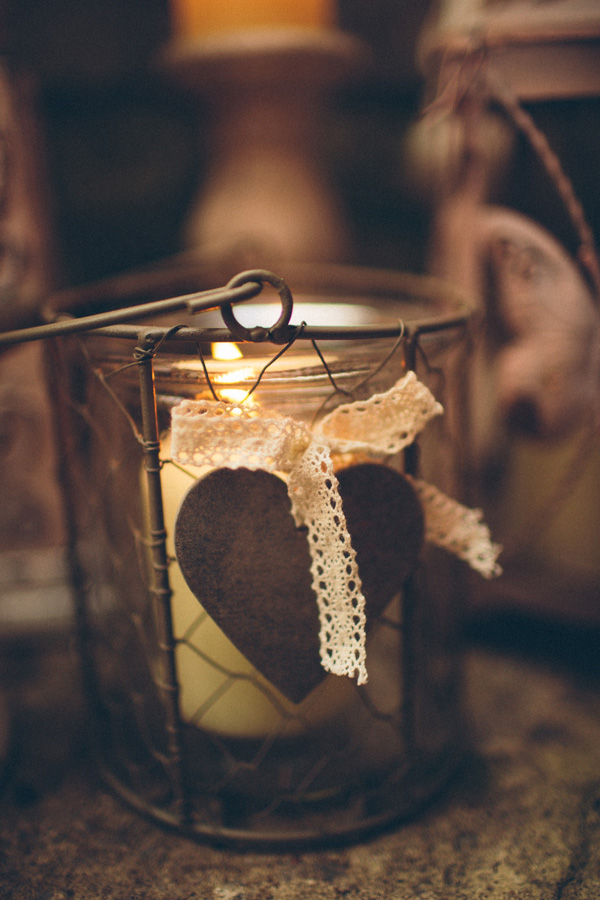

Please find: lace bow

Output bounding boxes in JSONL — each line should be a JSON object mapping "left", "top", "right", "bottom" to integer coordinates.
{"left": 170, "top": 372, "right": 501, "bottom": 684}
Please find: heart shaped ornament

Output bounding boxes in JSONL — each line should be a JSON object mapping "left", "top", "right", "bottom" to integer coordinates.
{"left": 174, "top": 463, "right": 424, "bottom": 703}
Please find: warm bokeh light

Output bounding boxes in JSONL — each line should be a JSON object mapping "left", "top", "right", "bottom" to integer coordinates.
{"left": 170, "top": 0, "right": 335, "bottom": 39}
{"left": 211, "top": 342, "right": 243, "bottom": 361}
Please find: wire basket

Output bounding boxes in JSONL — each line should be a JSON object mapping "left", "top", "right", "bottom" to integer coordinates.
{"left": 3, "top": 262, "right": 476, "bottom": 848}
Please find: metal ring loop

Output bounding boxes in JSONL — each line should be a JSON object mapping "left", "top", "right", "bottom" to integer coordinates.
{"left": 220, "top": 269, "right": 293, "bottom": 343}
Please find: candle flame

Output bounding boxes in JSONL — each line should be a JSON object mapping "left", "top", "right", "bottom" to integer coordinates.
{"left": 218, "top": 388, "right": 256, "bottom": 405}
{"left": 212, "top": 342, "right": 243, "bottom": 361}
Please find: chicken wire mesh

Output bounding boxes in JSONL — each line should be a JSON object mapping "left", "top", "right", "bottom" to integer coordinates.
{"left": 18, "top": 264, "right": 476, "bottom": 847}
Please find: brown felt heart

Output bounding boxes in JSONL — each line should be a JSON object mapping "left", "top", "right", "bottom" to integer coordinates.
{"left": 174, "top": 463, "right": 424, "bottom": 703}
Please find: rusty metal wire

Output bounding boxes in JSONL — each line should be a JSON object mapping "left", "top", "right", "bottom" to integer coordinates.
{"left": 425, "top": 42, "right": 600, "bottom": 302}
{"left": 30, "top": 269, "right": 471, "bottom": 848}
{"left": 483, "top": 67, "right": 600, "bottom": 301}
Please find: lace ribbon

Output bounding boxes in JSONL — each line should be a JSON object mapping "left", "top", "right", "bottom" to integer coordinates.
{"left": 171, "top": 399, "right": 368, "bottom": 684}
{"left": 316, "top": 370, "right": 443, "bottom": 455}
{"left": 408, "top": 478, "right": 502, "bottom": 579}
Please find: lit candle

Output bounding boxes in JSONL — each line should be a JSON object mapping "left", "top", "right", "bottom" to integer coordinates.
{"left": 170, "top": 0, "right": 336, "bottom": 39}
{"left": 160, "top": 451, "right": 356, "bottom": 739}
{"left": 154, "top": 343, "right": 356, "bottom": 740}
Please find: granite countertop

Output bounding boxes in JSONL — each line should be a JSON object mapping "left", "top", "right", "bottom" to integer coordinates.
{"left": 1, "top": 618, "right": 600, "bottom": 900}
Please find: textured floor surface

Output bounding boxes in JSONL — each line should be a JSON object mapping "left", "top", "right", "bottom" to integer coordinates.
{"left": 1, "top": 626, "right": 600, "bottom": 900}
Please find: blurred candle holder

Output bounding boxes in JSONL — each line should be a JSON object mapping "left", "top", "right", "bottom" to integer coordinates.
{"left": 3, "top": 261, "right": 479, "bottom": 848}
{"left": 162, "top": 11, "right": 368, "bottom": 266}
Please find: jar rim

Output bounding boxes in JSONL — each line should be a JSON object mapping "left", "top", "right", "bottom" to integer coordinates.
{"left": 69, "top": 261, "right": 475, "bottom": 346}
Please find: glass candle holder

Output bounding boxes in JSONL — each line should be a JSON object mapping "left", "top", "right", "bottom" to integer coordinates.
{"left": 46, "top": 263, "right": 474, "bottom": 848}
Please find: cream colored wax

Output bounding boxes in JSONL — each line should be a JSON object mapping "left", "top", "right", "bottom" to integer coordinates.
{"left": 157, "top": 439, "right": 355, "bottom": 740}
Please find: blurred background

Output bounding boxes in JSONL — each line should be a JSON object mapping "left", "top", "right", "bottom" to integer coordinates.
{"left": 0, "top": 0, "right": 599, "bottom": 639}
{"left": 5, "top": 0, "right": 435, "bottom": 286}
{"left": 0, "top": 0, "right": 594, "bottom": 284}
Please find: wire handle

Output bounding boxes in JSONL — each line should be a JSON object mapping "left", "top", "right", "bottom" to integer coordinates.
{"left": 218, "top": 269, "right": 294, "bottom": 344}
{"left": 0, "top": 273, "right": 271, "bottom": 348}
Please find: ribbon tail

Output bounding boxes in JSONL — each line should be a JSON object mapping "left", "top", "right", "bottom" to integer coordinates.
{"left": 409, "top": 477, "right": 503, "bottom": 579}
{"left": 288, "top": 442, "right": 368, "bottom": 684}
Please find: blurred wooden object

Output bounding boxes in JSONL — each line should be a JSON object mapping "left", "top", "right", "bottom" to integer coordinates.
{"left": 0, "top": 64, "right": 55, "bottom": 331}
{"left": 164, "top": 26, "right": 368, "bottom": 267}
{"left": 0, "top": 51, "right": 63, "bottom": 632}
{"left": 409, "top": 0, "right": 600, "bottom": 625}
{"left": 419, "top": 0, "right": 600, "bottom": 101}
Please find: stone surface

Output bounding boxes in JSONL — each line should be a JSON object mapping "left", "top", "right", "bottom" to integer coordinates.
{"left": 2, "top": 626, "right": 600, "bottom": 899}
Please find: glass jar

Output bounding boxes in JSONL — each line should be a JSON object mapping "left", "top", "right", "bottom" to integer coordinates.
{"left": 49, "top": 262, "right": 473, "bottom": 847}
